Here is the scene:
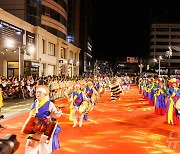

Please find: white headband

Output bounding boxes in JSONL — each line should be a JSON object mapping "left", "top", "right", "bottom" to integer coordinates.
{"left": 36, "top": 87, "right": 46, "bottom": 94}
{"left": 75, "top": 84, "right": 80, "bottom": 87}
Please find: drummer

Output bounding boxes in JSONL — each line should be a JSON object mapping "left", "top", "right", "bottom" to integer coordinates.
{"left": 25, "top": 85, "right": 62, "bottom": 154}
{"left": 70, "top": 83, "right": 86, "bottom": 127}
{"left": 84, "top": 80, "right": 98, "bottom": 120}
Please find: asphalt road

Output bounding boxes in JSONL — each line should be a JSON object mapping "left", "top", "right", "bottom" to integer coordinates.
{"left": 1, "top": 98, "right": 33, "bottom": 121}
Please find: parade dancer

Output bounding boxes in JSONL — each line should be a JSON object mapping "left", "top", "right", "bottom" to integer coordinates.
{"left": 109, "top": 77, "right": 122, "bottom": 101}
{"left": 94, "top": 77, "right": 100, "bottom": 92}
{"left": 84, "top": 81, "right": 98, "bottom": 120}
{"left": 71, "top": 83, "right": 86, "bottom": 127}
{"left": 166, "top": 78, "right": 180, "bottom": 125}
{"left": 154, "top": 78, "right": 167, "bottom": 115}
{"left": 24, "top": 85, "right": 62, "bottom": 154}
{"left": 147, "top": 77, "right": 156, "bottom": 106}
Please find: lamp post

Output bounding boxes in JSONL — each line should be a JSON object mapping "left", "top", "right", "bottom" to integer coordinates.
{"left": 18, "top": 47, "right": 21, "bottom": 81}
{"left": 154, "top": 56, "right": 162, "bottom": 77}
{"left": 70, "top": 59, "right": 73, "bottom": 77}
{"left": 158, "top": 56, "right": 161, "bottom": 77}
{"left": 76, "top": 61, "right": 79, "bottom": 76}
{"left": 166, "top": 46, "right": 172, "bottom": 66}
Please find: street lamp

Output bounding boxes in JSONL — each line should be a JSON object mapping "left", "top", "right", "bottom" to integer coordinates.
{"left": 76, "top": 61, "right": 79, "bottom": 66}
{"left": 69, "top": 59, "right": 73, "bottom": 77}
{"left": 165, "top": 46, "right": 172, "bottom": 66}
{"left": 76, "top": 61, "right": 79, "bottom": 76}
{"left": 139, "top": 64, "right": 144, "bottom": 74}
{"left": 154, "top": 56, "right": 162, "bottom": 77}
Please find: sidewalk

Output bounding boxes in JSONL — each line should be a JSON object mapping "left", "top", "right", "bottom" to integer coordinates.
{"left": 1, "top": 85, "right": 180, "bottom": 154}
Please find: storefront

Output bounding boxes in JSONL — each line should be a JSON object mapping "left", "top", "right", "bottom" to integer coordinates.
{"left": 24, "top": 61, "right": 40, "bottom": 76}
{"left": 0, "top": 20, "right": 24, "bottom": 77}
{"left": 7, "top": 62, "right": 19, "bottom": 77}
{"left": 47, "top": 64, "right": 55, "bottom": 76}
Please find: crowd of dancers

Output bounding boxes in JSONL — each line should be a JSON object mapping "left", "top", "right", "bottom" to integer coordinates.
{"left": 0, "top": 75, "right": 133, "bottom": 154}
{"left": 138, "top": 76, "right": 180, "bottom": 125}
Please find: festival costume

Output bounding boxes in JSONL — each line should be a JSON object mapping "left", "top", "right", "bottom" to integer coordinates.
{"left": 166, "top": 86, "right": 180, "bottom": 125}
{"left": 25, "top": 98, "right": 62, "bottom": 154}
{"left": 94, "top": 81, "right": 100, "bottom": 92}
{"left": 72, "top": 90, "right": 84, "bottom": 127}
{"left": 109, "top": 79, "right": 122, "bottom": 101}
{"left": 138, "top": 78, "right": 143, "bottom": 94}
{"left": 142, "top": 79, "right": 148, "bottom": 100}
{"left": 147, "top": 78, "right": 156, "bottom": 106}
{"left": 84, "top": 85, "right": 97, "bottom": 120}
{"left": 154, "top": 85, "right": 167, "bottom": 115}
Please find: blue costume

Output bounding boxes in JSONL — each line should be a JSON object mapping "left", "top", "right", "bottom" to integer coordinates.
{"left": 27, "top": 98, "right": 62, "bottom": 153}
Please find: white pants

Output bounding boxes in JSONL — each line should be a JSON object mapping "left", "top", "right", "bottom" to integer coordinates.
{"left": 25, "top": 135, "right": 52, "bottom": 154}
{"left": 72, "top": 106, "right": 84, "bottom": 126}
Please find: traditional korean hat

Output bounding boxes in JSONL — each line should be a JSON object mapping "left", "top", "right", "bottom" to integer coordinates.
{"left": 168, "top": 78, "right": 179, "bottom": 86}
{"left": 36, "top": 85, "right": 50, "bottom": 96}
{"left": 150, "top": 77, "right": 155, "bottom": 82}
{"left": 87, "top": 81, "right": 93, "bottom": 85}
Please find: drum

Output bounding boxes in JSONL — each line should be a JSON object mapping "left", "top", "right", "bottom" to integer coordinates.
{"left": 103, "top": 83, "right": 108, "bottom": 88}
{"left": 79, "top": 100, "right": 92, "bottom": 114}
{"left": 91, "top": 93, "right": 98, "bottom": 103}
{"left": 175, "top": 98, "right": 180, "bottom": 110}
{"left": 21, "top": 116, "right": 57, "bottom": 141}
{"left": 98, "top": 86, "right": 105, "bottom": 94}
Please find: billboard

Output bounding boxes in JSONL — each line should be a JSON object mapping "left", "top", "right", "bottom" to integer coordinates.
{"left": 127, "top": 57, "right": 138, "bottom": 63}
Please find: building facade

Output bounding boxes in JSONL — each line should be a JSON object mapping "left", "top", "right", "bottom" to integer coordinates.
{"left": 0, "top": 0, "right": 67, "bottom": 39}
{"left": 0, "top": 8, "right": 80, "bottom": 78}
{"left": 79, "top": 0, "right": 94, "bottom": 75}
{"left": 66, "top": 0, "right": 94, "bottom": 76}
{"left": 149, "top": 23, "right": 180, "bottom": 75}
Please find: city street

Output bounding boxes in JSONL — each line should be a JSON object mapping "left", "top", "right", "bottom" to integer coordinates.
{"left": 1, "top": 85, "right": 180, "bottom": 154}
{"left": 1, "top": 98, "right": 33, "bottom": 121}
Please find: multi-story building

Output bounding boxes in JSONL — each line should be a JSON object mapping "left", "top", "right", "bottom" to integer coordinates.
{"left": 79, "top": 0, "right": 94, "bottom": 75}
{"left": 0, "top": 0, "right": 80, "bottom": 77}
{"left": 0, "top": 8, "right": 80, "bottom": 78}
{"left": 66, "top": 0, "right": 94, "bottom": 75}
{"left": 149, "top": 23, "right": 180, "bottom": 75}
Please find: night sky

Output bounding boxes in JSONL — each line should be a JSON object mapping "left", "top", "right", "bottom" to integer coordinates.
{"left": 92, "top": 0, "right": 180, "bottom": 62}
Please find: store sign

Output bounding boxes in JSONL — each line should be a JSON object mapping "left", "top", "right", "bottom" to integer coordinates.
{"left": 127, "top": 57, "right": 139, "bottom": 63}
{"left": 31, "top": 62, "right": 40, "bottom": 67}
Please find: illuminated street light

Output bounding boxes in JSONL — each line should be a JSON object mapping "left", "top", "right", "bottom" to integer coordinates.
{"left": 76, "top": 61, "right": 79, "bottom": 66}
{"left": 154, "top": 56, "right": 162, "bottom": 77}
{"left": 139, "top": 64, "right": 144, "bottom": 74}
{"left": 27, "top": 44, "right": 35, "bottom": 54}
{"left": 4, "top": 38, "right": 15, "bottom": 48}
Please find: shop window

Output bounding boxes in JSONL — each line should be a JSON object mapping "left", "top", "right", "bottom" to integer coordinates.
{"left": 48, "top": 42, "right": 55, "bottom": 56}
{"left": 42, "top": 39, "right": 45, "bottom": 54}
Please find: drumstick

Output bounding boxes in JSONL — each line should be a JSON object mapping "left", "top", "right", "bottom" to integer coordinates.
{"left": 56, "top": 106, "right": 65, "bottom": 109}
